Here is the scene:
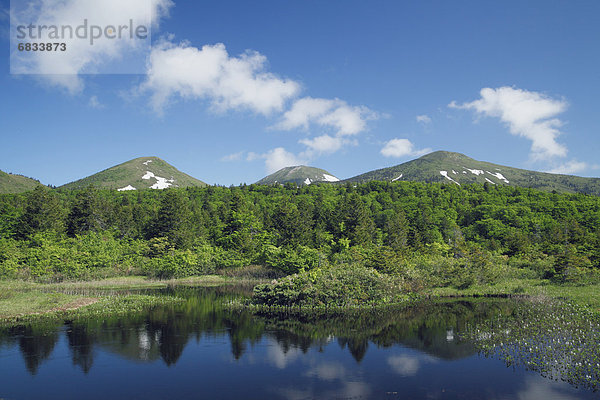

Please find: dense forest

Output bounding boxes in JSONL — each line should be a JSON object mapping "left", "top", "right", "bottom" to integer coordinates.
{"left": 1, "top": 181, "right": 599, "bottom": 286}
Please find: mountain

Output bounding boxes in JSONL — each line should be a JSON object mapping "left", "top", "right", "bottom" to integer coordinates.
{"left": 0, "top": 170, "right": 42, "bottom": 193}
{"left": 345, "top": 151, "right": 600, "bottom": 195}
{"left": 60, "top": 157, "right": 207, "bottom": 190}
{"left": 256, "top": 166, "right": 340, "bottom": 185}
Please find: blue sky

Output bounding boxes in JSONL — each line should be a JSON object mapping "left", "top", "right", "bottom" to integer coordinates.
{"left": 1, "top": 0, "right": 600, "bottom": 186}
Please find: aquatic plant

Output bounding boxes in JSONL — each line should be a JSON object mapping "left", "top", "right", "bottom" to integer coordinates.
{"left": 463, "top": 298, "right": 600, "bottom": 391}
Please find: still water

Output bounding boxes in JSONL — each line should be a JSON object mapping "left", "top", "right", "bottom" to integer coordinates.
{"left": 0, "top": 287, "right": 596, "bottom": 399}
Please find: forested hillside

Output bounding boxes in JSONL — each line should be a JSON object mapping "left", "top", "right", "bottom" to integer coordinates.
{"left": 1, "top": 181, "right": 599, "bottom": 285}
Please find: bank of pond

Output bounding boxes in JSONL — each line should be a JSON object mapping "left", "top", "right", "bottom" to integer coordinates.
{"left": 0, "top": 283, "right": 599, "bottom": 399}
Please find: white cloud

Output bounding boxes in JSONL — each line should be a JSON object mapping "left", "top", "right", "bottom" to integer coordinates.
{"left": 265, "top": 148, "right": 304, "bottom": 173}
{"left": 277, "top": 97, "right": 377, "bottom": 136}
{"left": 220, "top": 151, "right": 245, "bottom": 162}
{"left": 299, "top": 135, "right": 345, "bottom": 155}
{"left": 88, "top": 95, "right": 104, "bottom": 109}
{"left": 11, "top": 0, "right": 173, "bottom": 93}
{"left": 546, "top": 160, "right": 589, "bottom": 175}
{"left": 450, "top": 87, "right": 568, "bottom": 160}
{"left": 416, "top": 114, "right": 432, "bottom": 124}
{"left": 248, "top": 147, "right": 305, "bottom": 173}
{"left": 140, "top": 40, "right": 300, "bottom": 115}
{"left": 381, "top": 138, "right": 431, "bottom": 158}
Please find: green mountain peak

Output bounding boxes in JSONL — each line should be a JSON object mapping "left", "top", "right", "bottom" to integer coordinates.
{"left": 256, "top": 165, "right": 340, "bottom": 185}
{"left": 60, "top": 157, "right": 207, "bottom": 190}
{"left": 346, "top": 151, "right": 600, "bottom": 195}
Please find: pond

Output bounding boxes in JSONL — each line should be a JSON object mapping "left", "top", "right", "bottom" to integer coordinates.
{"left": 0, "top": 286, "right": 597, "bottom": 399}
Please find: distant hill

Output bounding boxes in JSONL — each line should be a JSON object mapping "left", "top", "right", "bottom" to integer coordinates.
{"left": 0, "top": 170, "right": 42, "bottom": 193}
{"left": 60, "top": 157, "right": 207, "bottom": 190}
{"left": 256, "top": 166, "right": 340, "bottom": 185}
{"left": 345, "top": 151, "right": 600, "bottom": 195}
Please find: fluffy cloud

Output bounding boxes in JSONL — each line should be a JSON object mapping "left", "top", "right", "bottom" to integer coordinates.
{"left": 380, "top": 138, "right": 431, "bottom": 158}
{"left": 416, "top": 114, "right": 432, "bottom": 124}
{"left": 140, "top": 40, "right": 300, "bottom": 115}
{"left": 248, "top": 147, "right": 305, "bottom": 173}
{"left": 546, "top": 160, "right": 589, "bottom": 175}
{"left": 299, "top": 135, "right": 345, "bottom": 155}
{"left": 277, "top": 97, "right": 377, "bottom": 136}
{"left": 11, "top": 0, "right": 172, "bottom": 92}
{"left": 274, "top": 97, "right": 376, "bottom": 161}
{"left": 450, "top": 87, "right": 568, "bottom": 160}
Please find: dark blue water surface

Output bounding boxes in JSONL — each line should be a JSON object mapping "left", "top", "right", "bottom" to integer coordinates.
{"left": 0, "top": 287, "right": 596, "bottom": 399}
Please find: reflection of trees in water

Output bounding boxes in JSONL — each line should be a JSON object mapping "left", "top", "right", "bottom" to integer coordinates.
{"left": 1, "top": 289, "right": 520, "bottom": 374}
{"left": 16, "top": 325, "right": 59, "bottom": 375}
{"left": 0, "top": 324, "right": 60, "bottom": 375}
{"left": 66, "top": 323, "right": 95, "bottom": 374}
{"left": 257, "top": 300, "right": 518, "bottom": 362}
{"left": 338, "top": 338, "right": 369, "bottom": 362}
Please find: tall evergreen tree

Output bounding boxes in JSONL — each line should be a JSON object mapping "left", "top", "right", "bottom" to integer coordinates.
{"left": 67, "top": 186, "right": 105, "bottom": 236}
{"left": 18, "top": 186, "right": 64, "bottom": 238}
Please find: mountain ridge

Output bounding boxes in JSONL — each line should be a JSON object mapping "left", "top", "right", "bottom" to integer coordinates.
{"left": 345, "top": 151, "right": 600, "bottom": 195}
{"left": 256, "top": 165, "right": 340, "bottom": 185}
{"left": 3, "top": 151, "right": 600, "bottom": 195}
{"left": 59, "top": 156, "right": 207, "bottom": 190}
{"left": 0, "top": 170, "right": 43, "bottom": 194}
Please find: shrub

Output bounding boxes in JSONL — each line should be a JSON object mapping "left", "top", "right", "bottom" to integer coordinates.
{"left": 260, "top": 245, "right": 323, "bottom": 274}
{"left": 252, "top": 265, "right": 405, "bottom": 308}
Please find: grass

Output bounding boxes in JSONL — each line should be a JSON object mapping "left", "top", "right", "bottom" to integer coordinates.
{"left": 0, "top": 294, "right": 184, "bottom": 327}
{"left": 427, "top": 278, "right": 600, "bottom": 312}
{"left": 0, "top": 275, "right": 232, "bottom": 291}
{"left": 0, "top": 275, "right": 235, "bottom": 324}
{"left": 0, "top": 290, "right": 97, "bottom": 319}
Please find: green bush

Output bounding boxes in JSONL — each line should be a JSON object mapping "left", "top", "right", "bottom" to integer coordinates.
{"left": 252, "top": 265, "right": 405, "bottom": 308}
{"left": 260, "top": 245, "right": 323, "bottom": 274}
{"left": 144, "top": 249, "right": 200, "bottom": 279}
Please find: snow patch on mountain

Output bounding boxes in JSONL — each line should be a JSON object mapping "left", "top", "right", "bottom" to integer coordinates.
{"left": 486, "top": 171, "right": 509, "bottom": 183}
{"left": 142, "top": 170, "right": 174, "bottom": 189}
{"left": 485, "top": 178, "right": 496, "bottom": 185}
{"left": 143, "top": 160, "right": 153, "bottom": 166}
{"left": 440, "top": 171, "right": 460, "bottom": 185}
{"left": 142, "top": 171, "right": 155, "bottom": 180}
{"left": 118, "top": 185, "right": 136, "bottom": 191}
{"left": 304, "top": 178, "right": 312, "bottom": 185}
{"left": 392, "top": 174, "right": 403, "bottom": 182}
{"left": 322, "top": 174, "right": 340, "bottom": 182}
{"left": 151, "top": 176, "right": 174, "bottom": 189}
{"left": 465, "top": 168, "right": 484, "bottom": 176}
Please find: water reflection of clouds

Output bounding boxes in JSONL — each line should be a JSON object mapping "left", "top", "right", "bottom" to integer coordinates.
{"left": 517, "top": 376, "right": 581, "bottom": 400}
{"left": 387, "top": 352, "right": 439, "bottom": 377}
{"left": 275, "top": 378, "right": 370, "bottom": 400}
{"left": 265, "top": 338, "right": 371, "bottom": 399}
{"left": 266, "top": 340, "right": 303, "bottom": 369}
{"left": 304, "top": 361, "right": 346, "bottom": 381}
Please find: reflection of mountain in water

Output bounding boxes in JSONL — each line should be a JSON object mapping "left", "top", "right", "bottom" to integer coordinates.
{"left": 0, "top": 287, "right": 516, "bottom": 374}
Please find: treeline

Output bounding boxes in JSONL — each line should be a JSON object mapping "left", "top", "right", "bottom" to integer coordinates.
{"left": 1, "top": 181, "right": 600, "bottom": 284}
